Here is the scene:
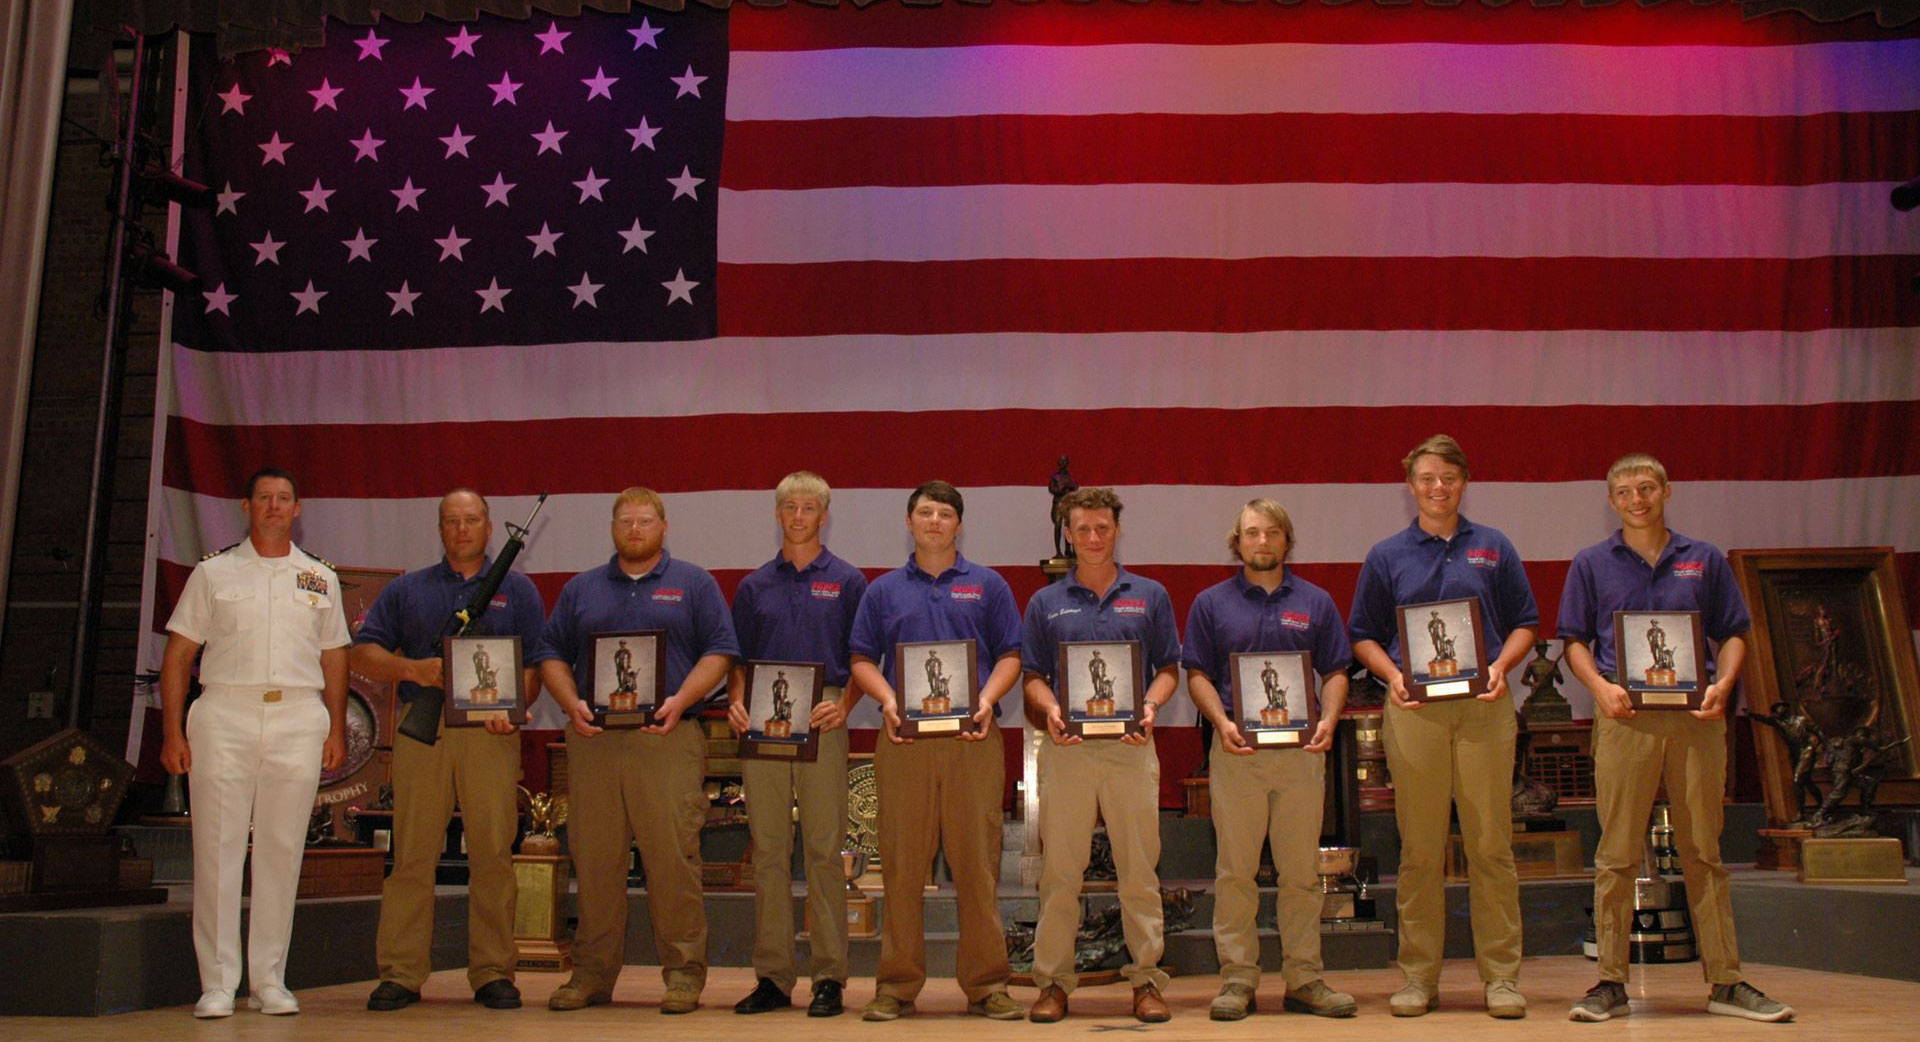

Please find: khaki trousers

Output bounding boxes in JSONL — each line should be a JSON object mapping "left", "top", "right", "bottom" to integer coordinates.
{"left": 564, "top": 722, "right": 709, "bottom": 992}
{"left": 1591, "top": 712, "right": 1740, "bottom": 984}
{"left": 376, "top": 721, "right": 523, "bottom": 991}
{"left": 873, "top": 721, "right": 1010, "bottom": 1002}
{"left": 743, "top": 713, "right": 851, "bottom": 992}
{"left": 1032, "top": 737, "right": 1167, "bottom": 994}
{"left": 1383, "top": 696, "right": 1522, "bottom": 985}
{"left": 1209, "top": 734, "right": 1326, "bottom": 989}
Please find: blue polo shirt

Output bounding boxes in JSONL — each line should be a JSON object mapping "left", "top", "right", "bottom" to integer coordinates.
{"left": 353, "top": 557, "right": 546, "bottom": 704}
{"left": 1348, "top": 515, "right": 1540, "bottom": 665}
{"left": 1020, "top": 565, "right": 1181, "bottom": 687}
{"left": 1183, "top": 569, "right": 1353, "bottom": 715}
{"left": 731, "top": 547, "right": 868, "bottom": 688}
{"left": 531, "top": 550, "right": 739, "bottom": 699}
{"left": 849, "top": 553, "right": 1022, "bottom": 708}
{"left": 1556, "top": 528, "right": 1750, "bottom": 676}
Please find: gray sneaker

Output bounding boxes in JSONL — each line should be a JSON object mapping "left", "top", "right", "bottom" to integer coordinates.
{"left": 1708, "top": 982, "right": 1793, "bottom": 1023}
{"left": 1569, "top": 981, "right": 1629, "bottom": 1022}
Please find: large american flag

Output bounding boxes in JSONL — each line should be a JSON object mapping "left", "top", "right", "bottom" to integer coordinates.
{"left": 145, "top": 3, "right": 1920, "bottom": 792}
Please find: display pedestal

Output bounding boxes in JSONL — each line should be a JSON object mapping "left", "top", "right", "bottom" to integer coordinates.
{"left": 1799, "top": 837, "right": 1909, "bottom": 885}
{"left": 1756, "top": 827, "right": 1813, "bottom": 871}
{"left": 513, "top": 852, "right": 574, "bottom": 972}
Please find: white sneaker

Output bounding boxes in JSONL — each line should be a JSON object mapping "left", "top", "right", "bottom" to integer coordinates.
{"left": 248, "top": 985, "right": 301, "bottom": 1015}
{"left": 193, "top": 989, "right": 235, "bottom": 1018}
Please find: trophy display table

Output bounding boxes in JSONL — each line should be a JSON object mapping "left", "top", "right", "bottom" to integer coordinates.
{"left": 1798, "top": 837, "right": 1910, "bottom": 885}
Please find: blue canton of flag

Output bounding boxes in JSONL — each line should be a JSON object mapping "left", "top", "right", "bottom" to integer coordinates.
{"left": 177, "top": 8, "right": 725, "bottom": 352}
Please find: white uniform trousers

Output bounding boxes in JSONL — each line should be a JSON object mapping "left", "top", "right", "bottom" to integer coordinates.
{"left": 186, "top": 685, "right": 330, "bottom": 993}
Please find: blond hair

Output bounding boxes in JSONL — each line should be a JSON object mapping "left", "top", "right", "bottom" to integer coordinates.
{"left": 1606, "top": 452, "right": 1669, "bottom": 488}
{"left": 775, "top": 470, "right": 831, "bottom": 511}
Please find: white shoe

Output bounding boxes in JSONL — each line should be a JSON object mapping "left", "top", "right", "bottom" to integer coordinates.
{"left": 248, "top": 985, "right": 301, "bottom": 1015}
{"left": 193, "top": 989, "right": 235, "bottom": 1018}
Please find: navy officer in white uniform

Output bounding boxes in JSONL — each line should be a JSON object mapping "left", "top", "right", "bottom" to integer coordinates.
{"left": 160, "top": 467, "right": 350, "bottom": 1018}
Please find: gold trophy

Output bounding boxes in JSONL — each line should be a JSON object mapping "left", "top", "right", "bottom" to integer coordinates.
{"left": 513, "top": 788, "right": 572, "bottom": 972}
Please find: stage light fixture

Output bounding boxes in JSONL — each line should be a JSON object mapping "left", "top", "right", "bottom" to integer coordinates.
{"left": 139, "top": 164, "right": 215, "bottom": 210}
{"left": 1894, "top": 176, "right": 1920, "bottom": 212}
{"left": 128, "top": 241, "right": 201, "bottom": 293}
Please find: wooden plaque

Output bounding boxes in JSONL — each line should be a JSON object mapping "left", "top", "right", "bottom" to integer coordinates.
{"left": 893, "top": 639, "right": 980, "bottom": 737}
{"left": 1396, "top": 597, "right": 1490, "bottom": 702}
{"left": 589, "top": 630, "right": 666, "bottom": 728}
{"left": 443, "top": 635, "right": 527, "bottom": 727}
{"left": 1230, "top": 650, "right": 1318, "bottom": 747}
{"left": 1058, "top": 640, "right": 1144, "bottom": 739}
{"left": 740, "top": 660, "right": 824, "bottom": 761}
{"left": 1614, "top": 610, "right": 1708, "bottom": 710}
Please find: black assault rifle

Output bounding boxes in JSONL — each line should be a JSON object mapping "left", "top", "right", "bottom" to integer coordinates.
{"left": 396, "top": 493, "right": 548, "bottom": 745}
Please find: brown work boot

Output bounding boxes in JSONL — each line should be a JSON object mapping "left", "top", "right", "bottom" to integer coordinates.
{"left": 1133, "top": 984, "right": 1171, "bottom": 1023}
{"left": 1029, "top": 985, "right": 1068, "bottom": 1023}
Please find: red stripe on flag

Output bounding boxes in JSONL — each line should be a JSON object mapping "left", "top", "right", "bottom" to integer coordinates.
{"left": 716, "top": 256, "right": 1920, "bottom": 337}
{"left": 730, "top": 3, "right": 1920, "bottom": 50}
{"left": 162, "top": 400, "right": 1920, "bottom": 501}
{"left": 722, "top": 111, "right": 1920, "bottom": 190}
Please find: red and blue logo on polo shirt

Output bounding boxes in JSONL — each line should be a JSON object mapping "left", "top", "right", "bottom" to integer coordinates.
{"left": 1466, "top": 548, "right": 1501, "bottom": 569}
{"left": 1672, "top": 561, "right": 1706, "bottom": 580}
{"left": 652, "top": 588, "right": 685, "bottom": 603}
{"left": 811, "top": 581, "right": 842, "bottom": 599}
{"left": 1281, "top": 610, "right": 1312, "bottom": 631}
{"left": 1113, "top": 598, "right": 1148, "bottom": 616}
{"left": 489, "top": 595, "right": 510, "bottom": 611}
{"left": 950, "top": 584, "right": 984, "bottom": 602}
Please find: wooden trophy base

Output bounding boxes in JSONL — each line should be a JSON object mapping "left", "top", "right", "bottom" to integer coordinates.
{"left": 806, "top": 890, "right": 881, "bottom": 939}
{"left": 516, "top": 938, "right": 573, "bottom": 973}
{"left": 1756, "top": 828, "right": 1813, "bottom": 871}
{"left": 1259, "top": 709, "right": 1292, "bottom": 727}
{"left": 1644, "top": 669, "right": 1677, "bottom": 687}
{"left": 1797, "top": 837, "right": 1909, "bottom": 884}
{"left": 255, "top": 845, "right": 385, "bottom": 899}
{"left": 1427, "top": 659, "right": 1459, "bottom": 678}
{"left": 1447, "top": 829, "right": 1585, "bottom": 881}
{"left": 765, "top": 720, "right": 793, "bottom": 738}
{"left": 1086, "top": 698, "right": 1115, "bottom": 717}
{"left": 1182, "top": 777, "right": 1211, "bottom": 818}
{"left": 922, "top": 697, "right": 951, "bottom": 715}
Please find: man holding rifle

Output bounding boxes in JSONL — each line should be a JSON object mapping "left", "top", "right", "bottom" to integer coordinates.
{"left": 352, "top": 489, "right": 546, "bottom": 1011}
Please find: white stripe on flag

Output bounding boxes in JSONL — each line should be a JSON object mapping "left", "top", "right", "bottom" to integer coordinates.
{"left": 156, "top": 476, "right": 1920, "bottom": 576}
{"left": 168, "top": 331, "right": 1920, "bottom": 427}
{"left": 726, "top": 41, "right": 1920, "bottom": 120}
{"left": 717, "top": 182, "right": 1920, "bottom": 263}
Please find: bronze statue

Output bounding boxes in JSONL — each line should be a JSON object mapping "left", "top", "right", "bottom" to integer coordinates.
{"left": 1751, "top": 700, "right": 1824, "bottom": 820}
{"left": 1809, "top": 727, "right": 1910, "bottom": 836}
{"left": 770, "top": 670, "right": 793, "bottom": 724}
{"left": 1519, "top": 640, "right": 1571, "bottom": 724}
{"left": 1427, "top": 610, "right": 1455, "bottom": 663}
{"left": 1646, "top": 619, "right": 1675, "bottom": 673}
{"left": 1047, "top": 455, "right": 1078, "bottom": 560}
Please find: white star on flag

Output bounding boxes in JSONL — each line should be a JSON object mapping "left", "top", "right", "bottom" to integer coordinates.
{"left": 568, "top": 272, "right": 604, "bottom": 308}
{"left": 266, "top": 49, "right": 292, "bottom": 67}
{"left": 215, "top": 182, "right": 244, "bottom": 215}
{"left": 298, "top": 178, "right": 335, "bottom": 213}
{"left": 617, "top": 219, "right": 655, "bottom": 254}
{"left": 573, "top": 168, "right": 609, "bottom": 203}
{"left": 440, "top": 124, "right": 476, "bottom": 158}
{"left": 216, "top": 84, "right": 251, "bottom": 115}
{"left": 527, "top": 223, "right": 563, "bottom": 257}
{"left": 535, "top": 22, "right": 571, "bottom": 55}
{"left": 349, "top": 128, "right": 384, "bottom": 162}
{"left": 343, "top": 228, "right": 378, "bottom": 262}
{"left": 662, "top": 269, "right": 698, "bottom": 305}
{"left": 386, "top": 281, "right": 421, "bottom": 316}
{"left": 481, "top": 173, "right": 517, "bottom": 208}
{"left": 308, "top": 78, "right": 343, "bottom": 111}
{"left": 476, "top": 277, "right": 512, "bottom": 313}
{"left": 435, "top": 227, "right": 471, "bottom": 261}
{"left": 532, "top": 121, "right": 568, "bottom": 156}
{"left": 488, "top": 73, "right": 522, "bottom": 106}
{"left": 668, "top": 166, "right": 704, "bottom": 201}
{"left": 391, "top": 178, "right": 425, "bottom": 211}
{"left": 202, "top": 283, "right": 236, "bottom": 315}
{"left": 291, "top": 280, "right": 328, "bottom": 315}
{"left": 628, "top": 19, "right": 662, "bottom": 50}
{"left": 399, "top": 77, "right": 436, "bottom": 111}
{"left": 250, "top": 232, "right": 285, "bottom": 265}
{"left": 582, "top": 67, "right": 619, "bottom": 101}
{"left": 625, "top": 117, "right": 661, "bottom": 152}
{"left": 355, "top": 29, "right": 388, "bottom": 62}
{"left": 446, "top": 26, "right": 481, "bottom": 58}
{"left": 258, "top": 132, "right": 293, "bottom": 165}
{"left": 671, "top": 66, "right": 707, "bottom": 99}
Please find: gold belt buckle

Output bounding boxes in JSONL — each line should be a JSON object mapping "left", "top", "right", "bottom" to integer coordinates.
{"left": 262, "top": 690, "right": 283, "bottom": 703}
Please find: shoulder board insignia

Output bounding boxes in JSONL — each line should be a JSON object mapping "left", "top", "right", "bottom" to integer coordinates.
{"left": 295, "top": 545, "right": 335, "bottom": 570}
{"left": 200, "top": 542, "right": 241, "bottom": 561}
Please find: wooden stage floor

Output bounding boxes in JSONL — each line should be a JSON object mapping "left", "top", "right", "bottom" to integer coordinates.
{"left": 4, "top": 956, "right": 1908, "bottom": 1040}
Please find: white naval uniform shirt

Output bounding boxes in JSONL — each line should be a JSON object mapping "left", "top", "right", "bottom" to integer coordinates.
{"left": 165, "top": 539, "right": 351, "bottom": 689}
